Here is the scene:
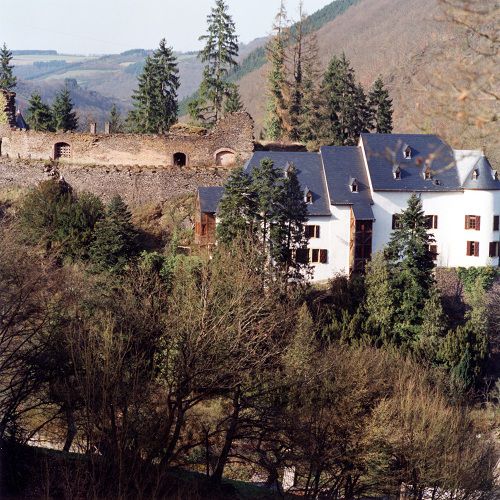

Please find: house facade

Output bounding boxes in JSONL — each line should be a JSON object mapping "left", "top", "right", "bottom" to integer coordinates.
{"left": 196, "top": 134, "right": 500, "bottom": 282}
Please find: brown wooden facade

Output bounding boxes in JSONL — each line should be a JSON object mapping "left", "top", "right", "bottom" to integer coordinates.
{"left": 194, "top": 195, "right": 217, "bottom": 246}
{"left": 349, "top": 208, "right": 373, "bottom": 274}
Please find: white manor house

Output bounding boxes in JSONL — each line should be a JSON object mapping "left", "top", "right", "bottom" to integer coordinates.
{"left": 196, "top": 134, "right": 500, "bottom": 282}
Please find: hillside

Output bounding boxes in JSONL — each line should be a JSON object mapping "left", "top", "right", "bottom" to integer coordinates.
{"left": 237, "top": 0, "right": 495, "bottom": 156}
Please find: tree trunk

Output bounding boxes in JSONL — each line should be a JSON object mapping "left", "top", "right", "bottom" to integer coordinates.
{"left": 210, "top": 385, "right": 241, "bottom": 484}
{"left": 62, "top": 407, "right": 76, "bottom": 452}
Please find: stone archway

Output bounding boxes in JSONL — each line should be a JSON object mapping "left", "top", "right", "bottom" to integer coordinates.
{"left": 54, "top": 142, "right": 71, "bottom": 160}
{"left": 214, "top": 148, "right": 236, "bottom": 167}
{"left": 173, "top": 152, "right": 187, "bottom": 167}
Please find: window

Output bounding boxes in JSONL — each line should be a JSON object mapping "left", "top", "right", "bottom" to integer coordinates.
{"left": 466, "top": 241, "right": 479, "bottom": 257}
{"left": 173, "top": 152, "right": 187, "bottom": 167}
{"left": 309, "top": 248, "right": 328, "bottom": 264}
{"left": 489, "top": 242, "right": 499, "bottom": 258}
{"left": 54, "top": 142, "right": 71, "bottom": 159}
{"left": 425, "top": 215, "right": 438, "bottom": 229}
{"left": 471, "top": 169, "right": 479, "bottom": 180}
{"left": 305, "top": 225, "right": 320, "bottom": 238}
{"left": 493, "top": 215, "right": 499, "bottom": 231}
{"left": 428, "top": 244, "right": 438, "bottom": 261}
{"left": 350, "top": 179, "right": 358, "bottom": 192}
{"left": 392, "top": 214, "right": 402, "bottom": 230}
{"left": 424, "top": 168, "right": 432, "bottom": 180}
{"left": 403, "top": 146, "right": 412, "bottom": 159}
{"left": 304, "top": 190, "right": 313, "bottom": 204}
{"left": 465, "top": 215, "right": 481, "bottom": 230}
{"left": 393, "top": 167, "right": 401, "bottom": 180}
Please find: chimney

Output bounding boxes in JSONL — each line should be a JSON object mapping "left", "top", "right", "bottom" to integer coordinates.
{"left": 104, "top": 122, "right": 111, "bottom": 134}
{"left": 89, "top": 122, "right": 97, "bottom": 134}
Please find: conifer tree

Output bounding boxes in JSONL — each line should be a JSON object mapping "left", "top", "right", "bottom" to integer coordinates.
{"left": 223, "top": 83, "right": 244, "bottom": 114}
{"left": 195, "top": 0, "right": 239, "bottom": 126}
{"left": 130, "top": 39, "right": 179, "bottom": 133}
{"left": 0, "top": 43, "right": 16, "bottom": 90}
{"left": 368, "top": 76, "right": 393, "bottom": 133}
{"left": 264, "top": 1, "right": 289, "bottom": 141}
{"left": 385, "top": 194, "right": 436, "bottom": 344}
{"left": 320, "top": 53, "right": 366, "bottom": 146}
{"left": 108, "top": 103, "right": 123, "bottom": 133}
{"left": 217, "top": 167, "right": 256, "bottom": 244}
{"left": 271, "top": 162, "right": 309, "bottom": 278}
{"left": 52, "top": 86, "right": 78, "bottom": 131}
{"left": 90, "top": 195, "right": 137, "bottom": 273}
{"left": 26, "top": 92, "right": 54, "bottom": 131}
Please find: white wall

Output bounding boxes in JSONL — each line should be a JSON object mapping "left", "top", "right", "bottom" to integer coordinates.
{"left": 307, "top": 207, "right": 351, "bottom": 282}
{"left": 371, "top": 190, "right": 500, "bottom": 267}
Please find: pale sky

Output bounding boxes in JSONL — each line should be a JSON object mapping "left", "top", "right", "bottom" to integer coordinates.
{"left": 0, "top": 0, "right": 332, "bottom": 54}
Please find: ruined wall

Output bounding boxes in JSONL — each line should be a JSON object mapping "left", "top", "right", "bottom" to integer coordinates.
{"left": 0, "top": 157, "right": 231, "bottom": 206}
{"left": 0, "top": 111, "right": 254, "bottom": 167}
{"left": 0, "top": 90, "right": 16, "bottom": 128}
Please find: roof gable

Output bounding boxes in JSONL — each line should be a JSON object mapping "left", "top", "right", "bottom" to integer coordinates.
{"left": 462, "top": 156, "right": 500, "bottom": 190}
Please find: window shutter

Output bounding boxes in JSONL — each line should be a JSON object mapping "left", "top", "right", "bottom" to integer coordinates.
{"left": 494, "top": 216, "right": 499, "bottom": 231}
{"left": 474, "top": 242, "right": 479, "bottom": 257}
{"left": 434, "top": 215, "right": 438, "bottom": 229}
{"left": 476, "top": 216, "right": 481, "bottom": 231}
{"left": 466, "top": 241, "right": 471, "bottom": 256}
{"left": 320, "top": 249, "right": 328, "bottom": 263}
{"left": 489, "top": 242, "right": 496, "bottom": 258}
{"left": 316, "top": 226, "right": 320, "bottom": 238}
{"left": 465, "top": 215, "right": 469, "bottom": 229}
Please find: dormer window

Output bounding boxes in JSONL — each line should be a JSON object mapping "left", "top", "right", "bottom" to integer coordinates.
{"left": 471, "top": 169, "right": 479, "bottom": 180}
{"left": 424, "top": 167, "right": 432, "bottom": 180}
{"left": 393, "top": 165, "right": 401, "bottom": 180}
{"left": 350, "top": 178, "right": 359, "bottom": 193}
{"left": 492, "top": 170, "right": 498, "bottom": 181}
{"left": 285, "top": 162, "right": 295, "bottom": 178}
{"left": 304, "top": 188, "right": 313, "bottom": 204}
{"left": 403, "top": 145, "right": 412, "bottom": 160}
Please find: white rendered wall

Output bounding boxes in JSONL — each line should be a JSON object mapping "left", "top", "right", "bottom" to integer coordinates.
{"left": 307, "top": 207, "right": 351, "bottom": 282}
{"left": 371, "top": 190, "right": 500, "bottom": 267}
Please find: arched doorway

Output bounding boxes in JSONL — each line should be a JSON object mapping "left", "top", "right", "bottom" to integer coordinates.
{"left": 54, "top": 142, "right": 71, "bottom": 160}
{"left": 214, "top": 149, "right": 236, "bottom": 167}
{"left": 173, "top": 152, "right": 187, "bottom": 167}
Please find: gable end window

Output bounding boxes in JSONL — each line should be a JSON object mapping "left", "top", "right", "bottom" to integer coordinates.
{"left": 493, "top": 215, "right": 499, "bottom": 231}
{"left": 465, "top": 215, "right": 481, "bottom": 230}
{"left": 428, "top": 244, "right": 438, "bottom": 261}
{"left": 489, "top": 242, "right": 499, "bottom": 258}
{"left": 392, "top": 214, "right": 402, "bottom": 230}
{"left": 425, "top": 215, "right": 438, "bottom": 229}
{"left": 466, "top": 241, "right": 479, "bottom": 257}
{"left": 305, "top": 225, "right": 320, "bottom": 238}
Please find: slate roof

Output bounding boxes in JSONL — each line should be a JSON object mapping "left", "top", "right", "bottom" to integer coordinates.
{"left": 198, "top": 186, "right": 224, "bottom": 213}
{"left": 321, "top": 146, "right": 374, "bottom": 220}
{"left": 15, "top": 110, "right": 28, "bottom": 130}
{"left": 360, "top": 134, "right": 462, "bottom": 191}
{"left": 244, "top": 151, "right": 331, "bottom": 216}
{"left": 462, "top": 156, "right": 500, "bottom": 190}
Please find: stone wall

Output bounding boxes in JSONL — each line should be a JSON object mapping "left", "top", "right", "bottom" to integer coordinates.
{"left": 0, "top": 90, "right": 16, "bottom": 128}
{"left": 0, "top": 111, "right": 254, "bottom": 167}
{"left": 0, "top": 157, "right": 231, "bottom": 206}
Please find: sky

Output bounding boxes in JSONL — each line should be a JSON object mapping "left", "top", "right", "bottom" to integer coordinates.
{"left": 0, "top": 0, "right": 332, "bottom": 54}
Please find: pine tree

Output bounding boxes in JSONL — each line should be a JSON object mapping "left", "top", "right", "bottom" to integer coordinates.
{"left": 271, "top": 162, "right": 309, "bottom": 278}
{"left": 368, "top": 76, "right": 393, "bottom": 133}
{"left": 196, "top": 0, "right": 239, "bottom": 126}
{"left": 108, "top": 104, "right": 123, "bottom": 133}
{"left": 217, "top": 167, "right": 256, "bottom": 244}
{"left": 385, "top": 194, "right": 436, "bottom": 344}
{"left": 223, "top": 83, "right": 244, "bottom": 114}
{"left": 320, "top": 53, "right": 364, "bottom": 146}
{"left": 0, "top": 43, "right": 16, "bottom": 90}
{"left": 90, "top": 195, "right": 137, "bottom": 273}
{"left": 264, "top": 1, "right": 289, "bottom": 141}
{"left": 52, "top": 86, "right": 78, "bottom": 131}
{"left": 130, "top": 39, "right": 179, "bottom": 133}
{"left": 26, "top": 92, "right": 54, "bottom": 131}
